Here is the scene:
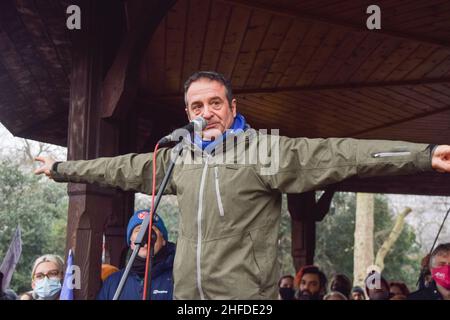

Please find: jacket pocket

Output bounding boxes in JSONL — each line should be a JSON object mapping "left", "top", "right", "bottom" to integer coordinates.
{"left": 371, "top": 151, "right": 411, "bottom": 158}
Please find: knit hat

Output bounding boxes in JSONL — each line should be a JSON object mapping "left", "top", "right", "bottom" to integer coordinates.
{"left": 126, "top": 209, "right": 168, "bottom": 246}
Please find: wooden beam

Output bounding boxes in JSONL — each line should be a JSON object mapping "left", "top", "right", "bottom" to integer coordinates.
{"left": 150, "top": 77, "right": 450, "bottom": 100}
{"left": 349, "top": 105, "right": 450, "bottom": 137}
{"left": 218, "top": 0, "right": 450, "bottom": 48}
{"left": 65, "top": 0, "right": 136, "bottom": 300}
{"left": 100, "top": 0, "right": 177, "bottom": 119}
{"left": 287, "top": 193, "right": 317, "bottom": 271}
{"left": 337, "top": 173, "right": 450, "bottom": 197}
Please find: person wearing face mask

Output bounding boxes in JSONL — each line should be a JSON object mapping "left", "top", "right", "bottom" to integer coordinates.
{"left": 97, "top": 209, "right": 175, "bottom": 300}
{"left": 277, "top": 275, "right": 295, "bottom": 300}
{"left": 20, "top": 254, "right": 64, "bottom": 300}
{"left": 409, "top": 243, "right": 450, "bottom": 300}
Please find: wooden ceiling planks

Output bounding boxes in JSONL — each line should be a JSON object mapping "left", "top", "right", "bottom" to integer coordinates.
{"left": 244, "top": 14, "right": 291, "bottom": 88}
{"left": 385, "top": 44, "right": 439, "bottom": 81}
{"left": 311, "top": 30, "right": 367, "bottom": 85}
{"left": 199, "top": 1, "right": 232, "bottom": 71}
{"left": 401, "top": 47, "right": 450, "bottom": 79}
{"left": 277, "top": 22, "right": 331, "bottom": 87}
{"left": 15, "top": 0, "right": 70, "bottom": 109}
{"left": 230, "top": 9, "right": 272, "bottom": 88}
{"left": 275, "top": 91, "right": 371, "bottom": 131}
{"left": 33, "top": 0, "right": 72, "bottom": 82}
{"left": 354, "top": 109, "right": 450, "bottom": 144}
{"left": 368, "top": 41, "right": 421, "bottom": 82}
{"left": 260, "top": 19, "right": 309, "bottom": 88}
{"left": 294, "top": 27, "right": 347, "bottom": 87}
{"left": 180, "top": 0, "right": 211, "bottom": 91}
{"left": 215, "top": 5, "right": 252, "bottom": 79}
{"left": 0, "top": 30, "right": 41, "bottom": 113}
{"left": 425, "top": 51, "right": 450, "bottom": 78}
{"left": 164, "top": 0, "right": 188, "bottom": 94}
{"left": 348, "top": 37, "right": 402, "bottom": 83}
{"left": 145, "top": 16, "right": 166, "bottom": 94}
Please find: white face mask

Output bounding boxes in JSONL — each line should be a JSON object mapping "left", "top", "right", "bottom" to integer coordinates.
{"left": 34, "top": 278, "right": 62, "bottom": 300}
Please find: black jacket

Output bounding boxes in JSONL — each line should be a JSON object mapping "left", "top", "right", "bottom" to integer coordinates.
{"left": 408, "top": 281, "right": 444, "bottom": 300}
{"left": 97, "top": 242, "right": 176, "bottom": 300}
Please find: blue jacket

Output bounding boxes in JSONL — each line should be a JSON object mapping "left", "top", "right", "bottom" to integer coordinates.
{"left": 97, "top": 242, "right": 175, "bottom": 300}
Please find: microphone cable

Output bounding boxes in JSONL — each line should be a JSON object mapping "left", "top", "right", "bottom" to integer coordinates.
{"left": 142, "top": 142, "right": 160, "bottom": 300}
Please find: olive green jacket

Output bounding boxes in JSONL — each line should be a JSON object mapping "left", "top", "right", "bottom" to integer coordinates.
{"left": 51, "top": 130, "right": 433, "bottom": 299}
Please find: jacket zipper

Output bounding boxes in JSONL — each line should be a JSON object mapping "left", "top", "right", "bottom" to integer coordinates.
{"left": 372, "top": 151, "right": 411, "bottom": 158}
{"left": 214, "top": 166, "right": 225, "bottom": 217}
{"left": 196, "top": 157, "right": 209, "bottom": 300}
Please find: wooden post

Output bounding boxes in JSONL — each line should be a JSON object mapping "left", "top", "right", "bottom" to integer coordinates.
{"left": 66, "top": 0, "right": 176, "bottom": 299}
{"left": 287, "top": 190, "right": 335, "bottom": 272}
{"left": 65, "top": 0, "right": 128, "bottom": 299}
{"left": 288, "top": 193, "right": 317, "bottom": 271}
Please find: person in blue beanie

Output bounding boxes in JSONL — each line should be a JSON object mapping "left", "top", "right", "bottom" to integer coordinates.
{"left": 97, "top": 209, "right": 175, "bottom": 300}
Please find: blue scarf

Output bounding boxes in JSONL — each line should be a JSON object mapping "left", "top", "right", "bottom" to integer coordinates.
{"left": 194, "top": 113, "right": 248, "bottom": 151}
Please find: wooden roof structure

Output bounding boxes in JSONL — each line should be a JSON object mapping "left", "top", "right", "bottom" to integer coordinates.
{"left": 1, "top": 0, "right": 450, "bottom": 299}
{"left": 1, "top": 0, "right": 449, "bottom": 196}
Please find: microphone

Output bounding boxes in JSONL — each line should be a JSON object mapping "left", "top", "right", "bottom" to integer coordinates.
{"left": 157, "top": 117, "right": 207, "bottom": 146}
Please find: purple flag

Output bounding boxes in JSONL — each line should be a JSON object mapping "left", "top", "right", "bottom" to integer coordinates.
{"left": 60, "top": 249, "right": 74, "bottom": 300}
{"left": 0, "top": 226, "right": 22, "bottom": 292}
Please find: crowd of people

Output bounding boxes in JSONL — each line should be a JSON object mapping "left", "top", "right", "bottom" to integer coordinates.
{"left": 277, "top": 243, "right": 450, "bottom": 300}
{"left": 1, "top": 209, "right": 175, "bottom": 300}
{"left": 2, "top": 205, "right": 449, "bottom": 300}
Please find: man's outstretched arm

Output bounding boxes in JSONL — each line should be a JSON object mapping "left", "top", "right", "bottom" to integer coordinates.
{"left": 262, "top": 137, "right": 450, "bottom": 194}
{"left": 34, "top": 149, "right": 176, "bottom": 195}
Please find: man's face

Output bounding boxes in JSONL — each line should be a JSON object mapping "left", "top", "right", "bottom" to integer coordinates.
{"left": 389, "top": 285, "right": 404, "bottom": 297}
{"left": 185, "top": 78, "right": 236, "bottom": 141}
{"left": 279, "top": 277, "right": 294, "bottom": 288}
{"left": 130, "top": 225, "right": 166, "bottom": 258}
{"left": 433, "top": 252, "right": 450, "bottom": 268}
{"left": 299, "top": 273, "right": 321, "bottom": 296}
{"left": 367, "top": 281, "right": 390, "bottom": 300}
{"left": 352, "top": 292, "right": 365, "bottom": 300}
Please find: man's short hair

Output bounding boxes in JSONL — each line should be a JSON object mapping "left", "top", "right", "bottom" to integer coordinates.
{"left": 294, "top": 265, "right": 327, "bottom": 291}
{"left": 430, "top": 243, "right": 450, "bottom": 267}
{"left": 184, "top": 71, "right": 233, "bottom": 106}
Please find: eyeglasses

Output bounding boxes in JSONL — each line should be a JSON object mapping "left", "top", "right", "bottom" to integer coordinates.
{"left": 33, "top": 270, "right": 61, "bottom": 281}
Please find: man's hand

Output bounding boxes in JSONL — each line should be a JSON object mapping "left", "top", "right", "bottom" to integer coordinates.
{"left": 431, "top": 145, "right": 450, "bottom": 173}
{"left": 34, "top": 156, "right": 56, "bottom": 178}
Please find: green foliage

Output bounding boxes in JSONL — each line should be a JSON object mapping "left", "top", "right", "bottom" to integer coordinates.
{"left": 315, "top": 192, "right": 421, "bottom": 290}
{"left": 0, "top": 160, "right": 68, "bottom": 295}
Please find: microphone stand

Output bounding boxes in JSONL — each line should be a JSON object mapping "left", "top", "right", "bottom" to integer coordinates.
{"left": 113, "top": 142, "right": 184, "bottom": 300}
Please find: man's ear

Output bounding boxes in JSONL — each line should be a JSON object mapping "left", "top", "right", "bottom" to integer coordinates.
{"left": 185, "top": 107, "right": 191, "bottom": 121}
{"left": 231, "top": 98, "right": 237, "bottom": 117}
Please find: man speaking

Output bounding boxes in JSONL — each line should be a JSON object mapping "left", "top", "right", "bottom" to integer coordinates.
{"left": 35, "top": 71, "right": 450, "bottom": 300}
